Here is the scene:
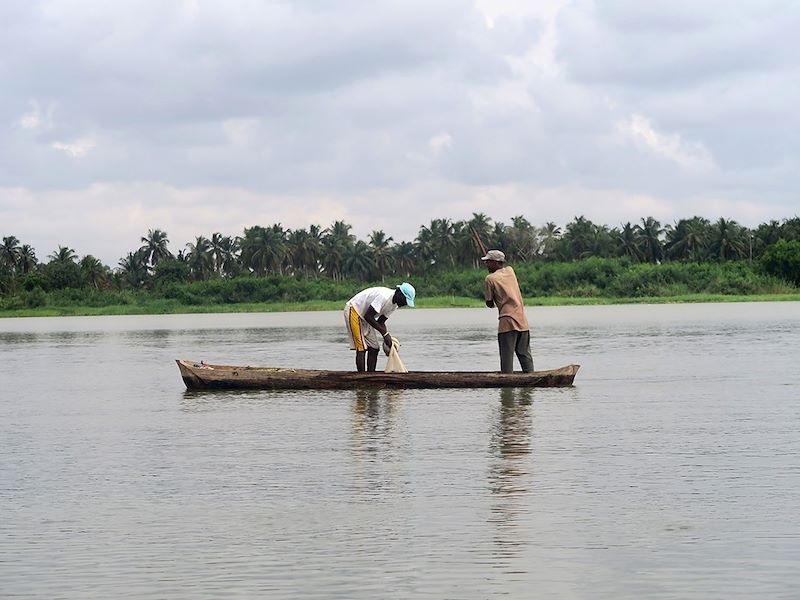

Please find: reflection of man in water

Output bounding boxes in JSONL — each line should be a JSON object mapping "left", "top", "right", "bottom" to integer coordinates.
{"left": 488, "top": 388, "right": 533, "bottom": 558}
{"left": 481, "top": 250, "right": 534, "bottom": 373}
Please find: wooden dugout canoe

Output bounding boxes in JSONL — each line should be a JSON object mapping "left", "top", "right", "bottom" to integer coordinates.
{"left": 176, "top": 359, "right": 580, "bottom": 390}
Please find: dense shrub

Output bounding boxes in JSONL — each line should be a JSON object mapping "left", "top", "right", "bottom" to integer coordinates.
{"left": 157, "top": 275, "right": 361, "bottom": 305}
{"left": 761, "top": 240, "right": 800, "bottom": 285}
{"left": 41, "top": 262, "right": 82, "bottom": 290}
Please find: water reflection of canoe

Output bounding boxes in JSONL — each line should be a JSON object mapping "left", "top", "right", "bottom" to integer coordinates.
{"left": 176, "top": 359, "right": 580, "bottom": 390}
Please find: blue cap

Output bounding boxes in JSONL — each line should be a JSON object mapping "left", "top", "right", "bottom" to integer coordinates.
{"left": 397, "top": 282, "right": 415, "bottom": 307}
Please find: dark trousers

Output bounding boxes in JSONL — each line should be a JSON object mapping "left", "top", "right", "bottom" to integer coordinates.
{"left": 498, "top": 330, "right": 534, "bottom": 373}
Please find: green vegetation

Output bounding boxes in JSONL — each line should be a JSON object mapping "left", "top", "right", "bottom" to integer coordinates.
{"left": 2, "top": 214, "right": 799, "bottom": 317}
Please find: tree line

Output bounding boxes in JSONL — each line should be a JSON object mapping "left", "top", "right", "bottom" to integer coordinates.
{"left": 2, "top": 214, "right": 800, "bottom": 300}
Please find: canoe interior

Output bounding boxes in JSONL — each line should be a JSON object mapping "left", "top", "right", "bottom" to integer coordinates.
{"left": 176, "top": 360, "right": 580, "bottom": 390}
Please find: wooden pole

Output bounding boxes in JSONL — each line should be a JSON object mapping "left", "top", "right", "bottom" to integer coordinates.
{"left": 470, "top": 226, "right": 488, "bottom": 256}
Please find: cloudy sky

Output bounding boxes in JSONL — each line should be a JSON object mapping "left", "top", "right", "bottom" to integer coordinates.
{"left": 2, "top": 0, "right": 798, "bottom": 265}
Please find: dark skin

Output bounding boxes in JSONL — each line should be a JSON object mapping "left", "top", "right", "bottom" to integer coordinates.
{"left": 356, "top": 288, "right": 408, "bottom": 372}
{"left": 483, "top": 259, "right": 503, "bottom": 308}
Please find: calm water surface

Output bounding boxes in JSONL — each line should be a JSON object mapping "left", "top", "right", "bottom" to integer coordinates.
{"left": 1, "top": 303, "right": 799, "bottom": 599}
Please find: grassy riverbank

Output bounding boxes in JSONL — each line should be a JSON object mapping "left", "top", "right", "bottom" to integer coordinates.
{"left": 2, "top": 292, "right": 799, "bottom": 318}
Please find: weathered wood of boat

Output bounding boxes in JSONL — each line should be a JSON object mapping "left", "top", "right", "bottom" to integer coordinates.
{"left": 176, "top": 359, "right": 580, "bottom": 390}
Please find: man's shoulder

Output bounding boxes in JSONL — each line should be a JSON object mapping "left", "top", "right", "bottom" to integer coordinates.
{"left": 486, "top": 266, "right": 513, "bottom": 279}
{"left": 369, "top": 287, "right": 395, "bottom": 303}
{"left": 499, "top": 265, "right": 517, "bottom": 278}
{"left": 487, "top": 266, "right": 518, "bottom": 284}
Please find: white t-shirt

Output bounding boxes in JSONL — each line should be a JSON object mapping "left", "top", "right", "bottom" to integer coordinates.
{"left": 347, "top": 287, "right": 398, "bottom": 321}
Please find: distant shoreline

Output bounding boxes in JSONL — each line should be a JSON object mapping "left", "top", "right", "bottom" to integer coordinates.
{"left": 2, "top": 293, "right": 799, "bottom": 318}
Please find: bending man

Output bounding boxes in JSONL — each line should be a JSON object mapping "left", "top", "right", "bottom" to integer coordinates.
{"left": 481, "top": 250, "right": 534, "bottom": 373}
{"left": 344, "top": 283, "right": 415, "bottom": 371}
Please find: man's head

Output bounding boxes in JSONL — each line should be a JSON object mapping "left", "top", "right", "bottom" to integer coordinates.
{"left": 394, "top": 282, "right": 415, "bottom": 307}
{"left": 480, "top": 249, "right": 505, "bottom": 272}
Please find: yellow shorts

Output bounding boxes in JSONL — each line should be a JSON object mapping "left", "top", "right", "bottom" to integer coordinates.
{"left": 344, "top": 304, "right": 379, "bottom": 351}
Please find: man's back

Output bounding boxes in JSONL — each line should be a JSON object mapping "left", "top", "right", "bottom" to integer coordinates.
{"left": 348, "top": 287, "right": 396, "bottom": 319}
{"left": 485, "top": 266, "right": 529, "bottom": 332}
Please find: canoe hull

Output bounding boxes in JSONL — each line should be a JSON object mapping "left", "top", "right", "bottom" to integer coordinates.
{"left": 176, "top": 360, "right": 580, "bottom": 390}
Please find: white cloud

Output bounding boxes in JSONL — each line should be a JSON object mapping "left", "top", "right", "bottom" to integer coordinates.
{"left": 51, "top": 138, "right": 96, "bottom": 158}
{"left": 17, "top": 101, "right": 54, "bottom": 130}
{"left": 618, "top": 114, "right": 715, "bottom": 172}
{"left": 429, "top": 133, "right": 452, "bottom": 154}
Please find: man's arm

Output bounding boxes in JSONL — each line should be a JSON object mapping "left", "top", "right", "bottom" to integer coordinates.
{"left": 365, "top": 306, "right": 392, "bottom": 347}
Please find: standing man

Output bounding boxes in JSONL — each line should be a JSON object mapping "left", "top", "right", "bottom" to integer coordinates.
{"left": 344, "top": 283, "right": 415, "bottom": 371}
{"left": 481, "top": 250, "right": 534, "bottom": 373}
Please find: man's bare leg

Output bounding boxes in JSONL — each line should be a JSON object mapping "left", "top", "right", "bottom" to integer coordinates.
{"left": 367, "top": 348, "right": 379, "bottom": 371}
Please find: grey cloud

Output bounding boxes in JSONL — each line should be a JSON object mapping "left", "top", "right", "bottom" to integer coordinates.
{"left": 2, "top": 0, "right": 531, "bottom": 192}
{"left": 2, "top": 0, "right": 799, "bottom": 264}
{"left": 558, "top": 1, "right": 800, "bottom": 87}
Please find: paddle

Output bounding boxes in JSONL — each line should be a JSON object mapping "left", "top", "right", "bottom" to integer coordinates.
{"left": 470, "top": 226, "right": 488, "bottom": 257}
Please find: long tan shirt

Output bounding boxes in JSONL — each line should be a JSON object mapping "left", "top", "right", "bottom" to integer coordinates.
{"left": 484, "top": 265, "right": 529, "bottom": 333}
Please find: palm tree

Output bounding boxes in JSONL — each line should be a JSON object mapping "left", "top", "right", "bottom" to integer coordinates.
{"left": 117, "top": 250, "right": 148, "bottom": 289}
{"left": 560, "top": 216, "right": 595, "bottom": 260}
{"left": 781, "top": 217, "right": 800, "bottom": 241}
{"left": 414, "top": 225, "right": 436, "bottom": 271}
{"left": 0, "top": 236, "right": 21, "bottom": 271}
{"left": 328, "top": 220, "right": 355, "bottom": 248}
{"left": 591, "top": 224, "right": 615, "bottom": 258}
{"left": 286, "top": 226, "right": 323, "bottom": 277}
{"left": 304, "top": 224, "right": 324, "bottom": 276}
{"left": 17, "top": 245, "right": 38, "bottom": 274}
{"left": 451, "top": 221, "right": 476, "bottom": 267}
{"left": 492, "top": 221, "right": 511, "bottom": 256}
{"left": 751, "top": 219, "right": 782, "bottom": 261}
{"left": 321, "top": 221, "right": 355, "bottom": 280}
{"left": 368, "top": 230, "right": 394, "bottom": 281}
{"left": 615, "top": 223, "right": 643, "bottom": 261}
{"left": 265, "top": 224, "right": 288, "bottom": 274}
{"left": 79, "top": 255, "right": 108, "bottom": 289}
{"left": 709, "top": 218, "right": 746, "bottom": 261}
{"left": 665, "top": 217, "right": 710, "bottom": 261}
{"left": 185, "top": 236, "right": 214, "bottom": 280}
{"left": 429, "top": 218, "right": 458, "bottom": 268}
{"left": 635, "top": 217, "right": 664, "bottom": 263}
{"left": 321, "top": 235, "right": 346, "bottom": 280}
{"left": 209, "top": 233, "right": 230, "bottom": 276}
{"left": 239, "top": 226, "right": 269, "bottom": 276}
{"left": 218, "top": 236, "right": 240, "bottom": 278}
{"left": 342, "top": 241, "right": 375, "bottom": 281}
{"left": 48, "top": 246, "right": 77, "bottom": 264}
{"left": 286, "top": 228, "right": 308, "bottom": 276}
{"left": 140, "top": 229, "right": 172, "bottom": 269}
{"left": 392, "top": 241, "right": 416, "bottom": 277}
{"left": 754, "top": 220, "right": 782, "bottom": 247}
{"left": 507, "top": 216, "right": 539, "bottom": 262}
{"left": 539, "top": 222, "right": 561, "bottom": 261}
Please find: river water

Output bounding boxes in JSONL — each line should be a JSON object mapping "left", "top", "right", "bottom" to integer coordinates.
{"left": 1, "top": 303, "right": 799, "bottom": 599}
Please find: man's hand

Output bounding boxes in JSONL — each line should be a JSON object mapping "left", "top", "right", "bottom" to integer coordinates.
{"left": 383, "top": 334, "right": 401, "bottom": 356}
